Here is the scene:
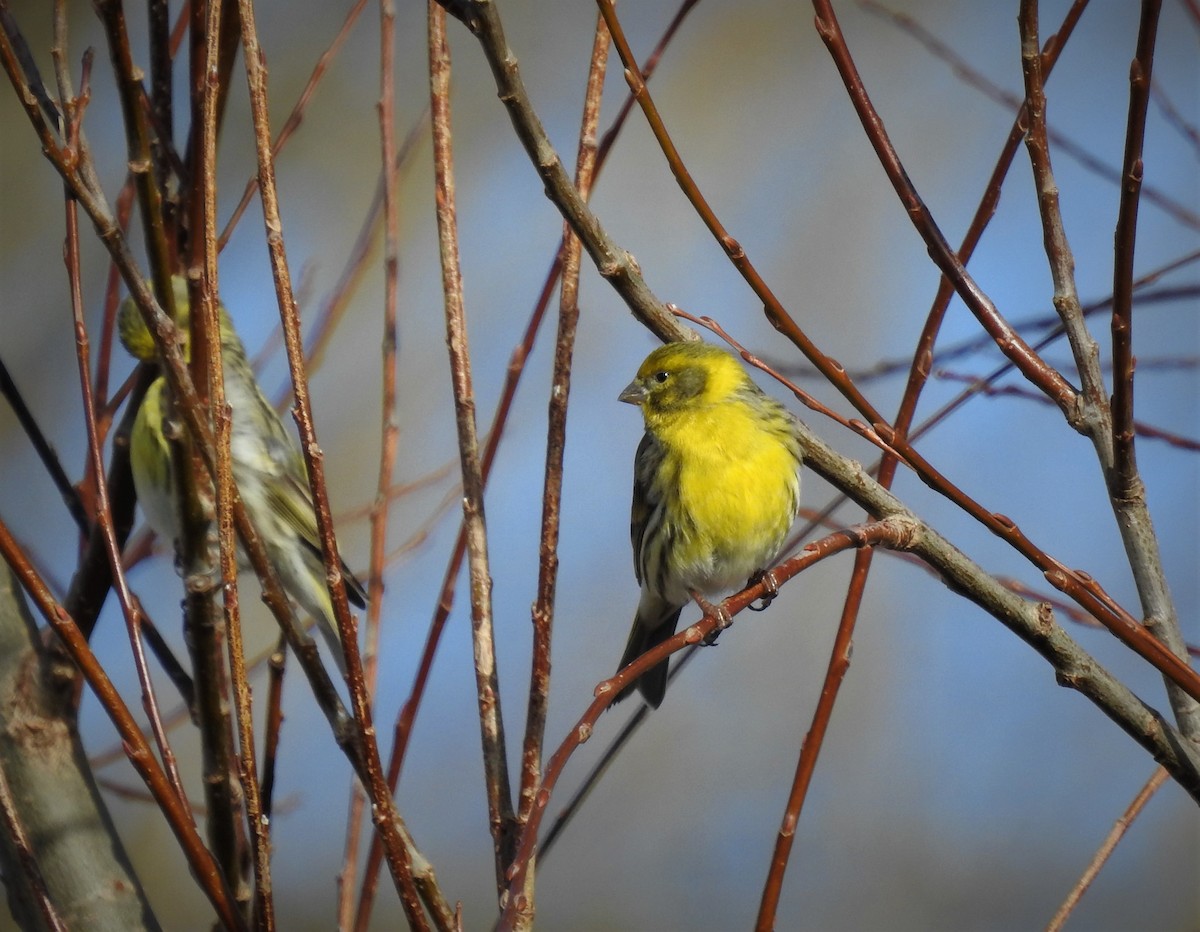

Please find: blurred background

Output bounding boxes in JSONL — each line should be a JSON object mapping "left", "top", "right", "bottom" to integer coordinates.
{"left": 0, "top": 0, "right": 1196, "bottom": 928}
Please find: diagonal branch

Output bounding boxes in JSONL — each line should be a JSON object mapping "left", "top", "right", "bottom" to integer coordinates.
{"left": 436, "top": 0, "right": 691, "bottom": 344}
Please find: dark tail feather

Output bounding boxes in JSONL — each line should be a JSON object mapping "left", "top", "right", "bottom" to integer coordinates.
{"left": 614, "top": 606, "right": 682, "bottom": 709}
{"left": 343, "top": 560, "right": 368, "bottom": 609}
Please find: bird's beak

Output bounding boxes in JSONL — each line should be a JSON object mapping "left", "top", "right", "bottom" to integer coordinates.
{"left": 618, "top": 379, "right": 648, "bottom": 405}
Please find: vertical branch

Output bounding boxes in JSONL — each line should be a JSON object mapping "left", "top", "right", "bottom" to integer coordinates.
{"left": 258, "top": 639, "right": 288, "bottom": 820}
{"left": 514, "top": 14, "right": 609, "bottom": 923}
{"left": 147, "top": 0, "right": 172, "bottom": 210}
{"left": 1110, "top": 0, "right": 1161, "bottom": 492}
{"left": 754, "top": 549, "right": 867, "bottom": 930}
{"left": 176, "top": 1, "right": 248, "bottom": 909}
{"left": 339, "top": 0, "right": 402, "bottom": 925}
{"left": 194, "top": 0, "right": 274, "bottom": 926}
{"left": 235, "top": 4, "right": 447, "bottom": 928}
{"left": 1018, "top": 0, "right": 1194, "bottom": 737}
{"left": 92, "top": 0, "right": 177, "bottom": 308}
{"left": 427, "top": 0, "right": 515, "bottom": 896}
{"left": 1016, "top": 1, "right": 1103, "bottom": 413}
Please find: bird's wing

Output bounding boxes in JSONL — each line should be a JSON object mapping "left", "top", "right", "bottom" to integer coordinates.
{"left": 630, "top": 431, "right": 660, "bottom": 587}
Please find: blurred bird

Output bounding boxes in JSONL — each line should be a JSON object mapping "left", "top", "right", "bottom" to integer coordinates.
{"left": 118, "top": 276, "right": 366, "bottom": 673}
{"left": 615, "top": 341, "right": 803, "bottom": 708}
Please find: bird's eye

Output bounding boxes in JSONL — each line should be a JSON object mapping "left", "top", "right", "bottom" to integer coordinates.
{"left": 654, "top": 371, "right": 669, "bottom": 383}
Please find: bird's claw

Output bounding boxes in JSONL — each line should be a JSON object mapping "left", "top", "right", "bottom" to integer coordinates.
{"left": 691, "top": 590, "right": 731, "bottom": 644}
{"left": 746, "top": 569, "right": 779, "bottom": 612}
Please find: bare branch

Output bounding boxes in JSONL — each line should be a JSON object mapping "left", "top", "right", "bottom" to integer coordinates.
{"left": 428, "top": 2, "right": 514, "bottom": 900}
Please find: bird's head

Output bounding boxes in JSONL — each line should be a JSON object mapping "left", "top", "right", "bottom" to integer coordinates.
{"left": 118, "top": 275, "right": 241, "bottom": 364}
{"left": 618, "top": 341, "right": 753, "bottom": 421}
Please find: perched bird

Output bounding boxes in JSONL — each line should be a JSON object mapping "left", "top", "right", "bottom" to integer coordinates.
{"left": 118, "top": 276, "right": 366, "bottom": 672}
{"left": 614, "top": 341, "right": 803, "bottom": 708}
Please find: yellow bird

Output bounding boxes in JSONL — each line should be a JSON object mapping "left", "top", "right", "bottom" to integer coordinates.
{"left": 118, "top": 277, "right": 366, "bottom": 672}
{"left": 615, "top": 342, "right": 802, "bottom": 708}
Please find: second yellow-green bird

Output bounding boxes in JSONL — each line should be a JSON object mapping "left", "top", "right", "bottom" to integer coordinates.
{"left": 615, "top": 341, "right": 803, "bottom": 708}
{"left": 118, "top": 277, "right": 366, "bottom": 673}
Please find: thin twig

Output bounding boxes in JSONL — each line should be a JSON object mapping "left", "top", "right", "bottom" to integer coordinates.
{"left": 1019, "top": 0, "right": 1196, "bottom": 740}
{"left": 235, "top": 0, "right": 441, "bottom": 926}
{"left": 194, "top": 0, "right": 274, "bottom": 924}
{"left": 355, "top": 11, "right": 702, "bottom": 913}
{"left": 339, "top": 0, "right": 403, "bottom": 925}
{"left": 218, "top": 0, "right": 371, "bottom": 251}
{"left": 428, "top": 1, "right": 515, "bottom": 899}
{"left": 1046, "top": 767, "right": 1170, "bottom": 931}
{"left": 1109, "top": 0, "right": 1158, "bottom": 493}
{"left": 497, "top": 519, "right": 920, "bottom": 928}
{"left": 515, "top": 13, "right": 610, "bottom": 925}
{"left": 435, "top": 0, "right": 691, "bottom": 344}
{"left": 756, "top": 548, "right": 868, "bottom": 930}
{"left": 936, "top": 371, "right": 1200, "bottom": 451}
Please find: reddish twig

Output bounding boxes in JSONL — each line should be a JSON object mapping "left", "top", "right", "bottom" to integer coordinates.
{"left": 64, "top": 196, "right": 192, "bottom": 812}
{"left": 861, "top": 1, "right": 1199, "bottom": 232}
{"left": 258, "top": 639, "right": 288, "bottom": 820}
{"left": 218, "top": 0, "right": 370, "bottom": 251}
{"left": 497, "top": 520, "right": 915, "bottom": 929}
{"left": 339, "top": 0, "right": 404, "bottom": 925}
{"left": 1046, "top": 767, "right": 1170, "bottom": 931}
{"left": 755, "top": 547, "right": 869, "bottom": 930}
{"left": 92, "top": 0, "right": 178, "bottom": 312}
{"left": 936, "top": 371, "right": 1200, "bottom": 452}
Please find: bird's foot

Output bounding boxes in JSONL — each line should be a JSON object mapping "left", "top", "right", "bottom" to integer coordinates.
{"left": 746, "top": 569, "right": 779, "bottom": 612}
{"left": 691, "top": 590, "right": 730, "bottom": 645}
